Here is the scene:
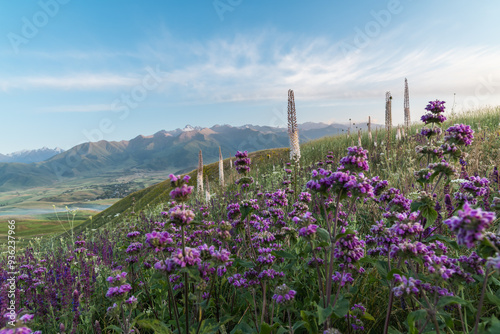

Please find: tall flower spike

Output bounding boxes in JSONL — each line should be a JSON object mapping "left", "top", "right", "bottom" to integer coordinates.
{"left": 205, "top": 174, "right": 211, "bottom": 202}
{"left": 385, "top": 91, "right": 392, "bottom": 145}
{"left": 368, "top": 116, "right": 372, "bottom": 142}
{"left": 197, "top": 149, "right": 203, "bottom": 194}
{"left": 287, "top": 89, "right": 301, "bottom": 162}
{"left": 358, "top": 129, "right": 362, "bottom": 146}
{"left": 404, "top": 78, "right": 411, "bottom": 129}
{"left": 219, "top": 146, "right": 224, "bottom": 187}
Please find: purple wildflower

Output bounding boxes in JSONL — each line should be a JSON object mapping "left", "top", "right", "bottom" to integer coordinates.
{"left": 445, "top": 124, "right": 474, "bottom": 146}
{"left": 444, "top": 202, "right": 496, "bottom": 248}
{"left": 272, "top": 284, "right": 296, "bottom": 304}
{"left": 172, "top": 247, "right": 202, "bottom": 267}
{"left": 298, "top": 224, "right": 318, "bottom": 238}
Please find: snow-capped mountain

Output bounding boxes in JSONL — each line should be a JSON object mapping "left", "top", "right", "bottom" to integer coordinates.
{"left": 0, "top": 147, "right": 65, "bottom": 164}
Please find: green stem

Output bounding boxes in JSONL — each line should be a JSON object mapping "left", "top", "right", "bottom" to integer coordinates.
{"left": 261, "top": 281, "right": 267, "bottom": 324}
{"left": 431, "top": 173, "right": 444, "bottom": 195}
{"left": 473, "top": 268, "right": 491, "bottom": 334}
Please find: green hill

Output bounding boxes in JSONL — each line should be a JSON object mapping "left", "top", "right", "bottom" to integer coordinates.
{"left": 74, "top": 106, "right": 500, "bottom": 236}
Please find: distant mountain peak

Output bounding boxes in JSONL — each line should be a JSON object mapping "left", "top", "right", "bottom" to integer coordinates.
{"left": 0, "top": 147, "right": 66, "bottom": 164}
{"left": 182, "top": 125, "right": 198, "bottom": 132}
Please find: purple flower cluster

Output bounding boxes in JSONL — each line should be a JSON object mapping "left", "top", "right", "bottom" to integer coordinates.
{"left": 154, "top": 258, "right": 176, "bottom": 272}
{"left": 170, "top": 184, "right": 194, "bottom": 202}
{"left": 428, "top": 161, "right": 457, "bottom": 177}
{"left": 390, "top": 240, "right": 428, "bottom": 258}
{"left": 372, "top": 178, "right": 388, "bottom": 196}
{"left": 169, "top": 205, "right": 195, "bottom": 226}
{"left": 415, "top": 145, "right": 444, "bottom": 159}
{"left": 298, "top": 224, "right": 318, "bottom": 238}
{"left": 392, "top": 274, "right": 421, "bottom": 297}
{"left": 486, "top": 254, "right": 500, "bottom": 274}
{"left": 445, "top": 124, "right": 474, "bottom": 146}
{"left": 226, "top": 202, "right": 241, "bottom": 221}
{"left": 440, "top": 143, "right": 461, "bottom": 158}
{"left": 454, "top": 176, "right": 490, "bottom": 205}
{"left": 126, "top": 231, "right": 141, "bottom": 238}
{"left": 338, "top": 146, "right": 369, "bottom": 172}
{"left": 421, "top": 113, "right": 447, "bottom": 125}
{"left": 106, "top": 284, "right": 132, "bottom": 298}
{"left": 425, "top": 100, "right": 446, "bottom": 114}
{"left": 234, "top": 151, "right": 251, "bottom": 174}
{"left": 332, "top": 271, "right": 354, "bottom": 286}
{"left": 306, "top": 168, "right": 334, "bottom": 194}
{"left": 420, "top": 126, "right": 442, "bottom": 138}
{"left": 334, "top": 232, "right": 365, "bottom": 264}
{"left": 345, "top": 304, "right": 366, "bottom": 331}
{"left": 172, "top": 247, "right": 202, "bottom": 267}
{"left": 145, "top": 231, "right": 173, "bottom": 249}
{"left": 271, "top": 284, "right": 296, "bottom": 304}
{"left": 444, "top": 203, "right": 496, "bottom": 248}
{"left": 106, "top": 271, "right": 127, "bottom": 285}
{"left": 125, "top": 242, "right": 143, "bottom": 254}
{"left": 388, "top": 219, "right": 423, "bottom": 238}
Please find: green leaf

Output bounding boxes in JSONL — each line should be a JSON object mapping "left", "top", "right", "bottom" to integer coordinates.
{"left": 136, "top": 319, "right": 173, "bottom": 334}
{"left": 241, "top": 206, "right": 254, "bottom": 221}
{"left": 292, "top": 321, "right": 305, "bottom": 331}
{"left": 259, "top": 323, "right": 272, "bottom": 334}
{"left": 232, "top": 257, "right": 255, "bottom": 268}
{"left": 362, "top": 312, "right": 375, "bottom": 322}
{"left": 420, "top": 205, "right": 438, "bottom": 224}
{"left": 317, "top": 304, "right": 333, "bottom": 325}
{"left": 300, "top": 310, "right": 319, "bottom": 334}
{"left": 230, "top": 322, "right": 254, "bottom": 334}
{"left": 407, "top": 309, "right": 427, "bottom": 334}
{"left": 332, "top": 296, "right": 349, "bottom": 318}
{"left": 272, "top": 250, "right": 296, "bottom": 260}
{"left": 487, "top": 292, "right": 500, "bottom": 308}
{"left": 316, "top": 227, "right": 330, "bottom": 243}
{"left": 411, "top": 201, "right": 424, "bottom": 212}
{"left": 277, "top": 328, "right": 288, "bottom": 334}
{"left": 437, "top": 296, "right": 471, "bottom": 309}
{"left": 104, "top": 325, "right": 124, "bottom": 333}
{"left": 487, "top": 315, "right": 500, "bottom": 333}
{"left": 375, "top": 260, "right": 389, "bottom": 282}
{"left": 387, "top": 327, "right": 403, "bottom": 334}
{"left": 478, "top": 238, "right": 498, "bottom": 258}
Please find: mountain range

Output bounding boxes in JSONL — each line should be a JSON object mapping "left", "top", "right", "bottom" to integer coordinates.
{"left": 0, "top": 147, "right": 64, "bottom": 164}
{"left": 0, "top": 122, "right": 378, "bottom": 191}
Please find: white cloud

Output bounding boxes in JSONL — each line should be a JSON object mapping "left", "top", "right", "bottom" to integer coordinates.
{"left": 40, "top": 104, "right": 116, "bottom": 113}
{"left": 1, "top": 29, "right": 500, "bottom": 114}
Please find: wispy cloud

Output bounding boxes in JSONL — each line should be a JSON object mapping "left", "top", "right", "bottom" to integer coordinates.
{"left": 0, "top": 73, "right": 140, "bottom": 91}
{"left": 40, "top": 104, "right": 116, "bottom": 113}
{"left": 2, "top": 29, "right": 500, "bottom": 112}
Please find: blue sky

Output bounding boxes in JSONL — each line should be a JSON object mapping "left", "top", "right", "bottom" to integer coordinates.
{"left": 1, "top": 0, "right": 499, "bottom": 153}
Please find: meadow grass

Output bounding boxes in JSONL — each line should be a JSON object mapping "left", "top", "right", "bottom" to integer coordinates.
{"left": 2, "top": 106, "right": 499, "bottom": 334}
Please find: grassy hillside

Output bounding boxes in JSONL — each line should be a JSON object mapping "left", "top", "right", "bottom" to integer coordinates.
{"left": 4, "top": 106, "right": 500, "bottom": 334}
{"left": 74, "top": 106, "right": 500, "bottom": 236}
{"left": 72, "top": 147, "right": 290, "bottom": 235}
